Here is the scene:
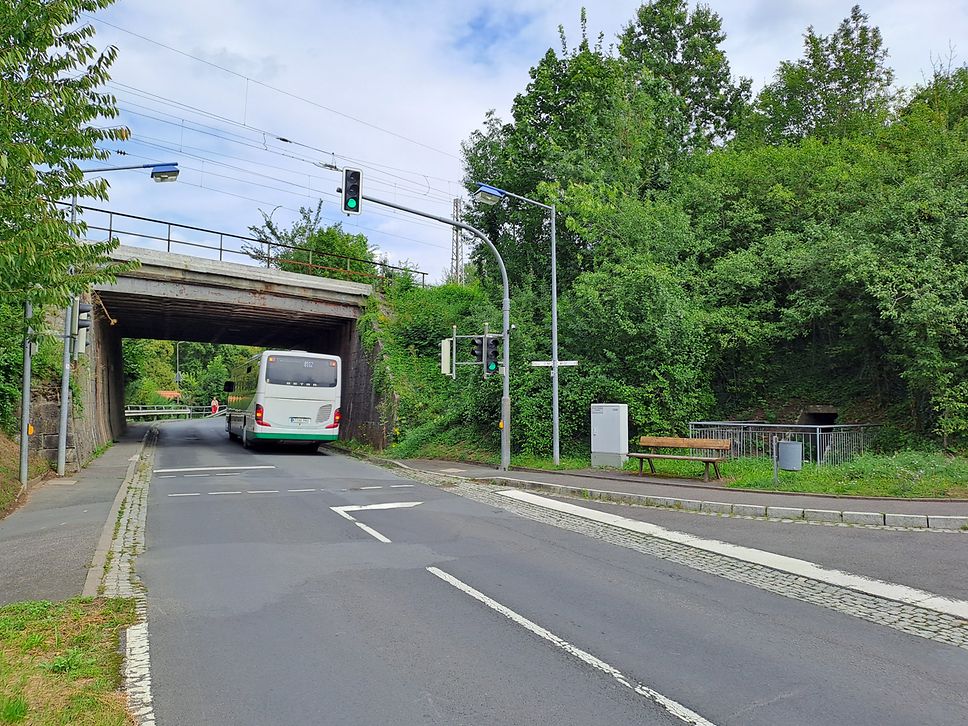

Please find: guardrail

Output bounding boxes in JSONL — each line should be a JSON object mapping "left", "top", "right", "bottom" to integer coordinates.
{"left": 688, "top": 421, "right": 878, "bottom": 466}
{"left": 60, "top": 202, "right": 428, "bottom": 287}
{"left": 124, "top": 405, "right": 225, "bottom": 420}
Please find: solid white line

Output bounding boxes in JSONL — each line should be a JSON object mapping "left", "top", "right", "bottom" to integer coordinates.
{"left": 331, "top": 507, "right": 356, "bottom": 521}
{"left": 333, "top": 501, "right": 423, "bottom": 514}
{"left": 426, "top": 566, "right": 715, "bottom": 726}
{"left": 359, "top": 486, "right": 383, "bottom": 490}
{"left": 208, "top": 491, "right": 241, "bottom": 495}
{"left": 288, "top": 488, "right": 316, "bottom": 492}
{"left": 154, "top": 465, "right": 276, "bottom": 473}
{"left": 356, "top": 522, "right": 392, "bottom": 543}
{"left": 247, "top": 490, "right": 279, "bottom": 494}
{"left": 167, "top": 493, "right": 201, "bottom": 497}
{"left": 496, "top": 490, "right": 968, "bottom": 620}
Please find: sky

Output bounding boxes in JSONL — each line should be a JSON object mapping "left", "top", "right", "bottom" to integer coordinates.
{"left": 77, "top": 0, "right": 968, "bottom": 282}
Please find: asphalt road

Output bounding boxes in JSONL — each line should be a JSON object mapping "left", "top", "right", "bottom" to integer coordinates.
{"left": 141, "top": 420, "right": 968, "bottom": 726}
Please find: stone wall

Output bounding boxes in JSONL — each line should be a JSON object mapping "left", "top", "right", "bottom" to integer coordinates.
{"left": 30, "top": 301, "right": 122, "bottom": 472}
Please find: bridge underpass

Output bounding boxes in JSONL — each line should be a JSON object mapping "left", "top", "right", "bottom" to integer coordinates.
{"left": 76, "top": 245, "right": 385, "bottom": 463}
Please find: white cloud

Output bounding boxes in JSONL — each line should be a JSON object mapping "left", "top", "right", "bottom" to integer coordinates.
{"left": 80, "top": 1, "right": 968, "bottom": 281}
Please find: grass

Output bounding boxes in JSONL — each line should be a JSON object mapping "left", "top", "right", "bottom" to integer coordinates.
{"left": 0, "top": 597, "right": 138, "bottom": 725}
{"left": 0, "top": 432, "right": 50, "bottom": 520}
{"left": 622, "top": 451, "right": 968, "bottom": 498}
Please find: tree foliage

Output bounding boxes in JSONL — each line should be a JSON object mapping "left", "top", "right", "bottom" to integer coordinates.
{"left": 0, "top": 0, "right": 133, "bottom": 313}
{"left": 246, "top": 202, "right": 377, "bottom": 283}
{"left": 753, "top": 5, "right": 894, "bottom": 142}
{"left": 618, "top": 0, "right": 751, "bottom": 146}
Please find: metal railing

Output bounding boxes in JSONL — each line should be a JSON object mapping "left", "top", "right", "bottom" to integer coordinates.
{"left": 60, "top": 202, "right": 428, "bottom": 287}
{"left": 124, "top": 405, "right": 225, "bottom": 420}
{"left": 688, "top": 421, "right": 878, "bottom": 466}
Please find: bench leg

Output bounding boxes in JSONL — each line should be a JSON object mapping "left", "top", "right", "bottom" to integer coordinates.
{"left": 703, "top": 462, "right": 710, "bottom": 482}
{"left": 647, "top": 458, "right": 656, "bottom": 475}
{"left": 713, "top": 461, "right": 721, "bottom": 480}
{"left": 638, "top": 458, "right": 644, "bottom": 477}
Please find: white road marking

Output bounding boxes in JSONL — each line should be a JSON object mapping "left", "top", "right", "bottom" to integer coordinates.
{"left": 168, "top": 493, "right": 201, "bottom": 497}
{"left": 390, "top": 484, "right": 415, "bottom": 488}
{"left": 159, "top": 475, "right": 176, "bottom": 479}
{"left": 215, "top": 472, "right": 240, "bottom": 476}
{"left": 288, "top": 488, "right": 316, "bottom": 493}
{"left": 184, "top": 474, "right": 210, "bottom": 478}
{"left": 247, "top": 490, "right": 279, "bottom": 494}
{"left": 332, "top": 501, "right": 423, "bottom": 515}
{"left": 359, "top": 486, "right": 383, "bottom": 490}
{"left": 209, "top": 491, "right": 241, "bottom": 496}
{"left": 426, "top": 566, "right": 716, "bottom": 726}
{"left": 496, "top": 490, "right": 968, "bottom": 621}
{"left": 154, "top": 465, "right": 276, "bottom": 473}
{"left": 441, "top": 468, "right": 466, "bottom": 473}
{"left": 356, "top": 522, "right": 392, "bottom": 543}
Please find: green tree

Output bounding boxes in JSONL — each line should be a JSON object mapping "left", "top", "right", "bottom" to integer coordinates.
{"left": 246, "top": 202, "right": 376, "bottom": 283}
{"left": 0, "top": 0, "right": 133, "bottom": 313}
{"left": 753, "top": 5, "right": 894, "bottom": 143}
{"left": 461, "top": 13, "right": 685, "bottom": 290}
{"left": 618, "top": 0, "right": 751, "bottom": 146}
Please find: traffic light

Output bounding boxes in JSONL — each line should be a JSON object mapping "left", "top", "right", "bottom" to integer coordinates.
{"left": 341, "top": 168, "right": 362, "bottom": 215}
{"left": 71, "top": 301, "right": 93, "bottom": 336}
{"left": 485, "top": 337, "right": 500, "bottom": 375}
{"left": 471, "top": 336, "right": 484, "bottom": 363}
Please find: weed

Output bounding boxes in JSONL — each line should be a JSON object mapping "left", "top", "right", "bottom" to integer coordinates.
{"left": 0, "top": 695, "right": 28, "bottom": 723}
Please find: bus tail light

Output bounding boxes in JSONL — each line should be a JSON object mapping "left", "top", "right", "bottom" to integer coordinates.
{"left": 255, "top": 404, "right": 271, "bottom": 427}
{"left": 325, "top": 408, "right": 341, "bottom": 429}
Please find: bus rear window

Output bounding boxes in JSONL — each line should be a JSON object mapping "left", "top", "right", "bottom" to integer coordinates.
{"left": 265, "top": 356, "right": 337, "bottom": 387}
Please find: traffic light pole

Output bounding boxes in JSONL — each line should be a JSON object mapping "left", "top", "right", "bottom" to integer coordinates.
{"left": 363, "top": 194, "right": 512, "bottom": 471}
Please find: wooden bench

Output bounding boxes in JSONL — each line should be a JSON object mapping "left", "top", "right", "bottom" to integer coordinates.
{"left": 628, "top": 436, "right": 731, "bottom": 481}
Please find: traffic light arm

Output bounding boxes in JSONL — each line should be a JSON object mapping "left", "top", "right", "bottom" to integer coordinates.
{"left": 362, "top": 193, "right": 512, "bottom": 471}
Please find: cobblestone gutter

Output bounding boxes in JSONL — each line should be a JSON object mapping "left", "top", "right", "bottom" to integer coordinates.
{"left": 397, "top": 466, "right": 968, "bottom": 651}
{"left": 100, "top": 427, "right": 158, "bottom": 726}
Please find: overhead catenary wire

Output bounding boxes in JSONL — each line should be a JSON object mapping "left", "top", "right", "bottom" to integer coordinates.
{"left": 84, "top": 13, "right": 460, "bottom": 160}
{"left": 93, "top": 149, "right": 453, "bottom": 251}
{"left": 110, "top": 94, "right": 461, "bottom": 205}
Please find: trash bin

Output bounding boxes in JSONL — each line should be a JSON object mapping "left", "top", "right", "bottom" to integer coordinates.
{"left": 778, "top": 440, "right": 803, "bottom": 471}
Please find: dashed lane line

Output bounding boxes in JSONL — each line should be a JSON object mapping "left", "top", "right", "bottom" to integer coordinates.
{"left": 288, "top": 488, "right": 316, "bottom": 492}
{"left": 427, "top": 566, "right": 716, "bottom": 726}
{"left": 208, "top": 491, "right": 241, "bottom": 496}
{"left": 168, "top": 493, "right": 201, "bottom": 497}
{"left": 247, "top": 490, "right": 279, "bottom": 494}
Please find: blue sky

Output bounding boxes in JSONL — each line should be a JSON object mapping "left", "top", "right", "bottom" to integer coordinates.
{"left": 77, "top": 0, "right": 968, "bottom": 281}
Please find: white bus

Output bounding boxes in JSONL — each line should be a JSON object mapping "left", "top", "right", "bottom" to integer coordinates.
{"left": 224, "top": 350, "right": 341, "bottom": 448}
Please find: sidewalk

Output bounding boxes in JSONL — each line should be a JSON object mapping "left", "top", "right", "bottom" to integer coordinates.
{"left": 399, "top": 459, "right": 968, "bottom": 529}
{"left": 0, "top": 426, "right": 147, "bottom": 606}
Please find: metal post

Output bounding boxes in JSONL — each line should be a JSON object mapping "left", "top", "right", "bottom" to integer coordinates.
{"left": 549, "top": 205, "right": 560, "bottom": 466}
{"left": 20, "top": 301, "right": 32, "bottom": 486}
{"left": 57, "top": 196, "right": 78, "bottom": 476}
{"left": 363, "top": 193, "right": 512, "bottom": 471}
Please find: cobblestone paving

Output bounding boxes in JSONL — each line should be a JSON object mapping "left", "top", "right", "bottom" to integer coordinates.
{"left": 403, "top": 468, "right": 968, "bottom": 651}
{"left": 102, "top": 428, "right": 158, "bottom": 726}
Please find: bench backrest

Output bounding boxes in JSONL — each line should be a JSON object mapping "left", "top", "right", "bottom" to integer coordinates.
{"left": 639, "top": 436, "right": 731, "bottom": 451}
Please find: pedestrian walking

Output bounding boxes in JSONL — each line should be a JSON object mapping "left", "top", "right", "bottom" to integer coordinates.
{"left": 211, "top": 397, "right": 219, "bottom": 415}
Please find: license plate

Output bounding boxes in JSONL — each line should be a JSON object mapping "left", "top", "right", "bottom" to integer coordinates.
{"left": 290, "top": 417, "right": 311, "bottom": 425}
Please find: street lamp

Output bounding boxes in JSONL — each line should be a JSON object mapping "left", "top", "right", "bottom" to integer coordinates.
{"left": 175, "top": 341, "right": 185, "bottom": 389}
{"left": 474, "top": 183, "right": 561, "bottom": 466}
{"left": 56, "top": 162, "right": 179, "bottom": 476}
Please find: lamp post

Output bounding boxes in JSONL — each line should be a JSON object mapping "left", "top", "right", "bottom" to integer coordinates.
{"left": 474, "top": 183, "right": 561, "bottom": 466}
{"left": 362, "top": 192, "right": 513, "bottom": 471}
{"left": 56, "top": 162, "right": 179, "bottom": 476}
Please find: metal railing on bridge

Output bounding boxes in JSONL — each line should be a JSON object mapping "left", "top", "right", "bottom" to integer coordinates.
{"left": 124, "top": 405, "right": 225, "bottom": 420}
{"left": 61, "top": 203, "right": 428, "bottom": 287}
{"left": 688, "top": 421, "right": 879, "bottom": 467}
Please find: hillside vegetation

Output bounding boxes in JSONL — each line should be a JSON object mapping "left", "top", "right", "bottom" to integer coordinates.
{"left": 360, "top": 4, "right": 968, "bottom": 462}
